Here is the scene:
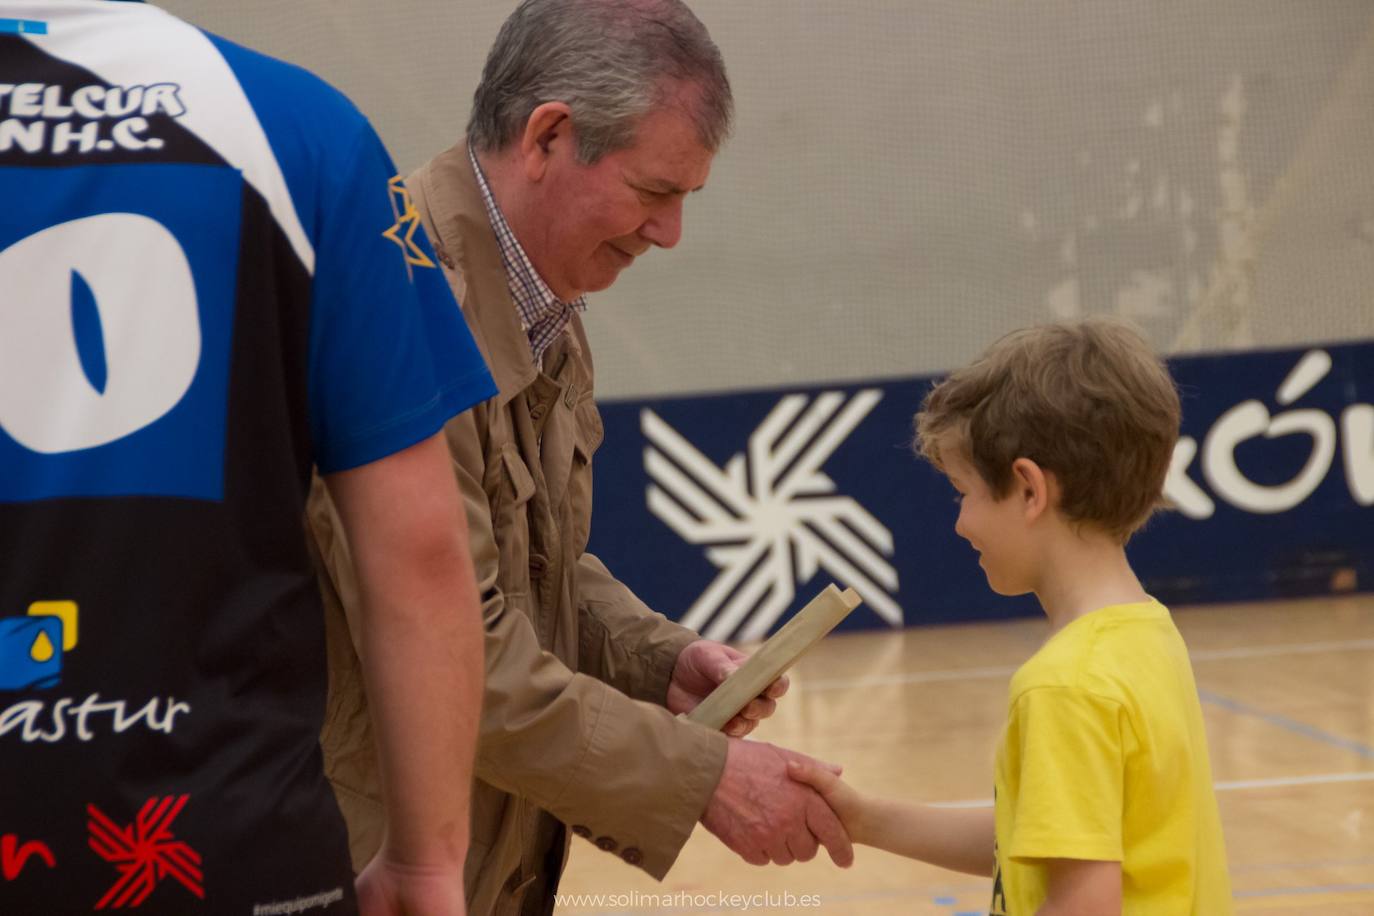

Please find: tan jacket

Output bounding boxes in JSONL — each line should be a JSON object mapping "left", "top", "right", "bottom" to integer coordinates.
{"left": 309, "top": 144, "right": 728, "bottom": 916}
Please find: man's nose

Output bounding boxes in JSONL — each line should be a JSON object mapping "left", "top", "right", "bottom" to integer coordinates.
{"left": 639, "top": 198, "right": 684, "bottom": 249}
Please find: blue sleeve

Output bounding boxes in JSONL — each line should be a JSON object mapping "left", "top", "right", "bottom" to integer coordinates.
{"left": 307, "top": 122, "right": 495, "bottom": 474}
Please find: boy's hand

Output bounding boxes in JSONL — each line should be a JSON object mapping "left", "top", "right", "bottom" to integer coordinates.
{"left": 786, "top": 758, "right": 868, "bottom": 845}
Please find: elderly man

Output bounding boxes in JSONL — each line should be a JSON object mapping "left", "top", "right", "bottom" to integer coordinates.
{"left": 309, "top": 1, "right": 852, "bottom": 912}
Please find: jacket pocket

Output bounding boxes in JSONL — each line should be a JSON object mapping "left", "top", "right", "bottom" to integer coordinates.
{"left": 566, "top": 402, "right": 604, "bottom": 554}
{"left": 493, "top": 442, "right": 536, "bottom": 600}
{"left": 573, "top": 399, "right": 605, "bottom": 459}
{"left": 499, "top": 442, "right": 536, "bottom": 503}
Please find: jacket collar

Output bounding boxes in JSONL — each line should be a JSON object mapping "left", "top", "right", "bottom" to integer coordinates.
{"left": 408, "top": 142, "right": 537, "bottom": 408}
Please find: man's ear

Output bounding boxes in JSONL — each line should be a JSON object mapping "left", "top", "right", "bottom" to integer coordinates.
{"left": 1010, "top": 457, "right": 1051, "bottom": 522}
{"left": 519, "top": 101, "right": 574, "bottom": 182}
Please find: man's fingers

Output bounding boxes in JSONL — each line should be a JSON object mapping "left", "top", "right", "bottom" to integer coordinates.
{"left": 725, "top": 717, "right": 753, "bottom": 737}
{"left": 767, "top": 841, "right": 795, "bottom": 867}
{"left": 739, "top": 695, "right": 778, "bottom": 721}
{"left": 765, "top": 675, "right": 790, "bottom": 699}
{"left": 740, "top": 846, "right": 769, "bottom": 867}
{"left": 806, "top": 794, "right": 855, "bottom": 868}
{"left": 788, "top": 829, "right": 819, "bottom": 864}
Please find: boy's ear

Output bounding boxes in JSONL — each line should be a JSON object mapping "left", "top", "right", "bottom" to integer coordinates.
{"left": 1011, "top": 457, "right": 1051, "bottom": 522}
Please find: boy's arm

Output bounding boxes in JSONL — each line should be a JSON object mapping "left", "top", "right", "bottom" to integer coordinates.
{"left": 788, "top": 761, "right": 994, "bottom": 876}
{"left": 1036, "top": 859, "right": 1122, "bottom": 915}
{"left": 324, "top": 432, "right": 483, "bottom": 913}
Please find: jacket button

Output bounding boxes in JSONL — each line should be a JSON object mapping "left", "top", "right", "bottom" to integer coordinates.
{"left": 433, "top": 242, "right": 455, "bottom": 270}
{"left": 530, "top": 404, "right": 546, "bottom": 421}
{"left": 621, "top": 847, "right": 643, "bottom": 866}
{"left": 571, "top": 825, "right": 591, "bottom": 839}
{"left": 529, "top": 555, "right": 548, "bottom": 576}
{"left": 595, "top": 836, "right": 618, "bottom": 852}
{"left": 563, "top": 383, "right": 578, "bottom": 408}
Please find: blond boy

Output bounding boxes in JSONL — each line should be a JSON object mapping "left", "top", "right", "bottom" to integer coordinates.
{"left": 791, "top": 319, "right": 1232, "bottom": 915}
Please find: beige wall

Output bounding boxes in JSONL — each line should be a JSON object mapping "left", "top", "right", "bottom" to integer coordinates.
{"left": 163, "top": 1, "right": 1374, "bottom": 397}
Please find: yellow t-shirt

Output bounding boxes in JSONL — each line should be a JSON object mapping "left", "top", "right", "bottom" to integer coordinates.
{"left": 990, "top": 600, "right": 1232, "bottom": 915}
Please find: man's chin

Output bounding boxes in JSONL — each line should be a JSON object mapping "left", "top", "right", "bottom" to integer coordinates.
{"left": 579, "top": 266, "right": 629, "bottom": 294}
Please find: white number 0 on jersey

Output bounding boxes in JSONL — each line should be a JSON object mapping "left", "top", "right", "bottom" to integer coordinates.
{"left": 0, "top": 214, "right": 202, "bottom": 454}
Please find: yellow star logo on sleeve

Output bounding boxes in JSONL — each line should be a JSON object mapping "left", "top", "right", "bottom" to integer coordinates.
{"left": 381, "top": 174, "right": 437, "bottom": 280}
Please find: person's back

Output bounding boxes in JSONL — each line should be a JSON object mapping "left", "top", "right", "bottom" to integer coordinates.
{"left": 998, "top": 599, "right": 1231, "bottom": 913}
{"left": 0, "top": 1, "right": 493, "bottom": 912}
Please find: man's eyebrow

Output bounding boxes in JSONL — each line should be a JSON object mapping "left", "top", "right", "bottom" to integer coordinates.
{"left": 629, "top": 176, "right": 703, "bottom": 195}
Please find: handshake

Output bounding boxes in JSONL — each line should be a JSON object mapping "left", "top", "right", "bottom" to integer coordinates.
{"left": 668, "top": 632, "right": 858, "bottom": 869}
{"left": 699, "top": 735, "right": 855, "bottom": 868}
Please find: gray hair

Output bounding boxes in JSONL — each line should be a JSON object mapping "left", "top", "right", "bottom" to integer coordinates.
{"left": 467, "top": 0, "right": 733, "bottom": 163}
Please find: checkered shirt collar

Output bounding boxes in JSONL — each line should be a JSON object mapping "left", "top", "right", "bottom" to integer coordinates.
{"left": 468, "top": 145, "right": 587, "bottom": 366}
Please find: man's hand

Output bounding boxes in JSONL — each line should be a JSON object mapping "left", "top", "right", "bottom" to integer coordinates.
{"left": 667, "top": 639, "right": 788, "bottom": 737}
{"left": 356, "top": 852, "right": 466, "bottom": 916}
{"left": 700, "top": 738, "right": 854, "bottom": 868}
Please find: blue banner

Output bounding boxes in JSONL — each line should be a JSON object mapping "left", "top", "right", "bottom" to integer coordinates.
{"left": 589, "top": 341, "right": 1374, "bottom": 639}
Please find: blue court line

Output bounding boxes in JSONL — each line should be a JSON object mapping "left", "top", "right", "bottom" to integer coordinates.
{"left": 0, "top": 18, "right": 47, "bottom": 34}
{"left": 1234, "top": 882, "right": 1374, "bottom": 898}
{"left": 1198, "top": 689, "right": 1374, "bottom": 760}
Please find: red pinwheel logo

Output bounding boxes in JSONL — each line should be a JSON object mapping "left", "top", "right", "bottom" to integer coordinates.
{"left": 87, "top": 795, "right": 204, "bottom": 909}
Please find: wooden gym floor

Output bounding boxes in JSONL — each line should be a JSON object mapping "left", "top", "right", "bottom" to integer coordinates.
{"left": 554, "top": 593, "right": 1374, "bottom": 914}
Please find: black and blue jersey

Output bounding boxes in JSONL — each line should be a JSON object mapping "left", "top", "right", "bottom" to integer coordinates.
{"left": 0, "top": 1, "right": 495, "bottom": 912}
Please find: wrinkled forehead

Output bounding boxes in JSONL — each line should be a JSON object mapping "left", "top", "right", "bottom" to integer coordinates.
{"left": 619, "top": 104, "right": 716, "bottom": 186}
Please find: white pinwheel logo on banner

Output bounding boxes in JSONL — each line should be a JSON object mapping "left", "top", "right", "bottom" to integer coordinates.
{"left": 642, "top": 390, "right": 902, "bottom": 642}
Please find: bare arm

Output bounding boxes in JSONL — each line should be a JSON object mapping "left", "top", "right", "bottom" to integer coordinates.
{"left": 325, "top": 432, "right": 482, "bottom": 908}
{"left": 788, "top": 760, "right": 994, "bottom": 876}
{"left": 1036, "top": 859, "right": 1122, "bottom": 916}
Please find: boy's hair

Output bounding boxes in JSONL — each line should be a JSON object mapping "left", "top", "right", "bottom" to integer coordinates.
{"left": 914, "top": 317, "right": 1180, "bottom": 542}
